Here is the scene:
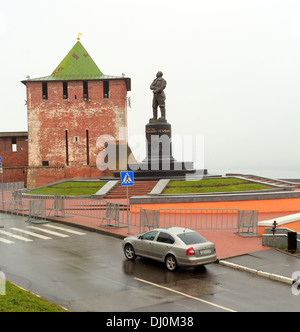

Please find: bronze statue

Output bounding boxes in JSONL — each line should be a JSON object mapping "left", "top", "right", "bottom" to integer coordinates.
{"left": 150, "top": 71, "right": 167, "bottom": 122}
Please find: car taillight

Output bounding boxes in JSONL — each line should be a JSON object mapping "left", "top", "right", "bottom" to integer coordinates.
{"left": 186, "top": 247, "right": 195, "bottom": 256}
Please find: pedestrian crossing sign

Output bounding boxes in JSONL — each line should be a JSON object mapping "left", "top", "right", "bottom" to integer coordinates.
{"left": 121, "top": 171, "right": 134, "bottom": 186}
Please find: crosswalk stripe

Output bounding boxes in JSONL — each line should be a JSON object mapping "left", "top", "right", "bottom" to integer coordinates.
{"left": 27, "top": 226, "right": 69, "bottom": 238}
{"left": 11, "top": 228, "right": 52, "bottom": 240}
{"left": 0, "top": 230, "right": 33, "bottom": 242}
{"left": 0, "top": 237, "right": 14, "bottom": 244}
{"left": 44, "top": 224, "right": 86, "bottom": 235}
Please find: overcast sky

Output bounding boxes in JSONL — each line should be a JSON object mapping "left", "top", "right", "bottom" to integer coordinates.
{"left": 1, "top": 0, "right": 300, "bottom": 178}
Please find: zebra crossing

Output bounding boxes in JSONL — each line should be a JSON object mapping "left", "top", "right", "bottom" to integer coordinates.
{"left": 0, "top": 223, "right": 86, "bottom": 245}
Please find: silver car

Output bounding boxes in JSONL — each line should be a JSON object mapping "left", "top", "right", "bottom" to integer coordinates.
{"left": 122, "top": 227, "right": 217, "bottom": 271}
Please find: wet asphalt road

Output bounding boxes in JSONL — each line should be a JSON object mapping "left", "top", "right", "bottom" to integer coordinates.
{"left": 0, "top": 216, "right": 299, "bottom": 312}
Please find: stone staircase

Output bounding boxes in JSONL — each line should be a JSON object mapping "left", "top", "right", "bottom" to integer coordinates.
{"left": 104, "top": 180, "right": 158, "bottom": 199}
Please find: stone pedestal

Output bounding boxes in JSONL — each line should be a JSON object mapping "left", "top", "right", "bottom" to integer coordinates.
{"left": 126, "top": 120, "right": 197, "bottom": 178}
{"left": 145, "top": 122, "right": 174, "bottom": 166}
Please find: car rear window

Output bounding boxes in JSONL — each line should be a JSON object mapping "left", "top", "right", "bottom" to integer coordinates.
{"left": 178, "top": 232, "right": 207, "bottom": 245}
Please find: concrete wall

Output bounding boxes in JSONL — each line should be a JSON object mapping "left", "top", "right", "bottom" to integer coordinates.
{"left": 262, "top": 228, "right": 300, "bottom": 249}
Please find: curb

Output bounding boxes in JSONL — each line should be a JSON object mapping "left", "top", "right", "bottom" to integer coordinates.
{"left": 52, "top": 218, "right": 127, "bottom": 240}
{"left": 218, "top": 260, "right": 295, "bottom": 285}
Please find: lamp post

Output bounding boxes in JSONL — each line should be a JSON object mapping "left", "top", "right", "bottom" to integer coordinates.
{"left": 272, "top": 221, "right": 278, "bottom": 235}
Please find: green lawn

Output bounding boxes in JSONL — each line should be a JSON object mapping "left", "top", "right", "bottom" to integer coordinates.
{"left": 0, "top": 281, "right": 68, "bottom": 312}
{"left": 28, "top": 181, "right": 106, "bottom": 196}
{"left": 167, "top": 178, "right": 249, "bottom": 187}
{"left": 163, "top": 178, "right": 272, "bottom": 194}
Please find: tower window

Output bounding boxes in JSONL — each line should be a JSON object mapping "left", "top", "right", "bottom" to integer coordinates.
{"left": 12, "top": 137, "right": 17, "bottom": 152}
{"left": 83, "top": 81, "right": 88, "bottom": 100}
{"left": 63, "top": 82, "right": 68, "bottom": 99}
{"left": 42, "top": 82, "right": 48, "bottom": 100}
{"left": 103, "top": 80, "right": 109, "bottom": 98}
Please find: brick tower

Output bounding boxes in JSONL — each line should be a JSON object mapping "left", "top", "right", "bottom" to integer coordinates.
{"left": 22, "top": 38, "right": 132, "bottom": 188}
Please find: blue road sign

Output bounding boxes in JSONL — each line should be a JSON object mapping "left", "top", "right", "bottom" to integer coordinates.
{"left": 0, "top": 157, "right": 2, "bottom": 166}
{"left": 120, "top": 171, "right": 134, "bottom": 186}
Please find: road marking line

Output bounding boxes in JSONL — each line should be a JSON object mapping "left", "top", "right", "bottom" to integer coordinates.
{"left": 27, "top": 226, "right": 69, "bottom": 238}
{"left": 44, "top": 224, "right": 86, "bottom": 235}
{"left": 0, "top": 230, "right": 33, "bottom": 242}
{"left": 11, "top": 228, "right": 52, "bottom": 240}
{"left": 134, "top": 277, "right": 236, "bottom": 313}
{"left": 0, "top": 237, "right": 14, "bottom": 244}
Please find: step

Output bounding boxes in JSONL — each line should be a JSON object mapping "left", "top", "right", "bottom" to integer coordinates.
{"left": 105, "top": 181, "right": 158, "bottom": 199}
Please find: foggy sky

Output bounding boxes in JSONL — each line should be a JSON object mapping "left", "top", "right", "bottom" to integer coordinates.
{"left": 1, "top": 0, "right": 299, "bottom": 178}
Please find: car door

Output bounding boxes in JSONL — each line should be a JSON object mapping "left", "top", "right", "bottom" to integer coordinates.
{"left": 134, "top": 230, "right": 159, "bottom": 258}
{"left": 151, "top": 231, "right": 175, "bottom": 261}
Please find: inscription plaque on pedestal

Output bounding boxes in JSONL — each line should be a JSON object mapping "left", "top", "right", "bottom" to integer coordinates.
{"left": 145, "top": 122, "right": 174, "bottom": 165}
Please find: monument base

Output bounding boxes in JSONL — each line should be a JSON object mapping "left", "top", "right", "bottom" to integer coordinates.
{"left": 113, "top": 167, "right": 207, "bottom": 179}
{"left": 129, "top": 159, "right": 194, "bottom": 171}
{"left": 113, "top": 117, "right": 205, "bottom": 179}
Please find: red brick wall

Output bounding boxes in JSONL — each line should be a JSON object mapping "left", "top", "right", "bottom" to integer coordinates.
{"left": 27, "top": 165, "right": 114, "bottom": 188}
{"left": 2, "top": 168, "right": 27, "bottom": 184}
{"left": 0, "top": 135, "right": 28, "bottom": 184}
{"left": 26, "top": 79, "right": 128, "bottom": 188}
{"left": 0, "top": 136, "right": 28, "bottom": 167}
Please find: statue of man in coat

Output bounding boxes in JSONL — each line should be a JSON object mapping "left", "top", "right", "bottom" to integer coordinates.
{"left": 150, "top": 71, "right": 167, "bottom": 122}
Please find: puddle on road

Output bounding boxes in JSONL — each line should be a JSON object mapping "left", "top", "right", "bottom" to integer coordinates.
{"left": 169, "top": 278, "right": 225, "bottom": 296}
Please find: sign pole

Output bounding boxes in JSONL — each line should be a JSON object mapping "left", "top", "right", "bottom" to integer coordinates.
{"left": 0, "top": 167, "right": 3, "bottom": 208}
{"left": 0, "top": 157, "right": 3, "bottom": 225}
{"left": 0, "top": 166, "right": 4, "bottom": 224}
{"left": 0, "top": 157, "right": 3, "bottom": 206}
{"left": 120, "top": 171, "right": 134, "bottom": 234}
{"left": 126, "top": 186, "right": 129, "bottom": 234}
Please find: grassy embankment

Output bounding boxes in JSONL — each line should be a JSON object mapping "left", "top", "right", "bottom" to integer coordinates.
{"left": 28, "top": 181, "right": 106, "bottom": 196}
{"left": 0, "top": 281, "right": 68, "bottom": 312}
{"left": 163, "top": 178, "right": 272, "bottom": 194}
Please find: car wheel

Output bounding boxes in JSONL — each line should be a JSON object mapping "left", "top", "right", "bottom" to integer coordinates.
{"left": 124, "top": 244, "right": 136, "bottom": 261}
{"left": 165, "top": 255, "right": 177, "bottom": 271}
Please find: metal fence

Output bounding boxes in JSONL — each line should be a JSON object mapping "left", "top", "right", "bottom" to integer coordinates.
{"left": 0, "top": 191, "right": 259, "bottom": 235}
{"left": 237, "top": 210, "right": 259, "bottom": 235}
{"left": 0, "top": 199, "right": 47, "bottom": 224}
{"left": 0, "top": 200, "right": 27, "bottom": 218}
{"left": 156, "top": 208, "right": 239, "bottom": 230}
{"left": 0, "top": 182, "right": 24, "bottom": 192}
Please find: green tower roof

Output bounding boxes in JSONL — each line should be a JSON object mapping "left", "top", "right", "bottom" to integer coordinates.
{"left": 22, "top": 41, "right": 131, "bottom": 90}
{"left": 50, "top": 41, "right": 104, "bottom": 79}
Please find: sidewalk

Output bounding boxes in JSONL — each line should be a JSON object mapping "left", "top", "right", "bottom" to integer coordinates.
{"left": 219, "top": 248, "right": 300, "bottom": 285}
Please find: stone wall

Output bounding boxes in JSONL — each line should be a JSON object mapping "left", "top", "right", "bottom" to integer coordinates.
{"left": 0, "top": 134, "right": 28, "bottom": 185}
{"left": 25, "top": 79, "right": 128, "bottom": 188}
